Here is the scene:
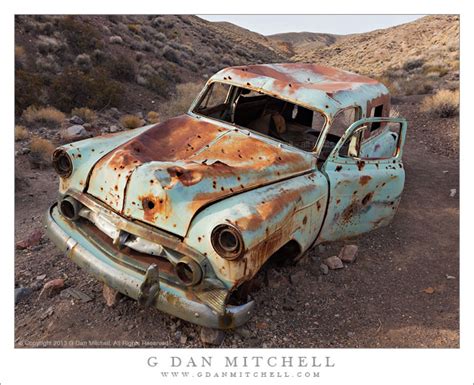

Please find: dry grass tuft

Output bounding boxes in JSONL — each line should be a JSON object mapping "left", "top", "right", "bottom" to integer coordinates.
{"left": 15, "top": 125, "right": 30, "bottom": 141}
{"left": 71, "top": 107, "right": 97, "bottom": 122}
{"left": 421, "top": 89, "right": 459, "bottom": 118}
{"left": 22, "top": 106, "right": 65, "bottom": 126}
{"left": 159, "top": 82, "right": 204, "bottom": 120}
{"left": 29, "top": 136, "right": 55, "bottom": 164}
{"left": 147, "top": 111, "right": 160, "bottom": 124}
{"left": 120, "top": 114, "right": 145, "bottom": 129}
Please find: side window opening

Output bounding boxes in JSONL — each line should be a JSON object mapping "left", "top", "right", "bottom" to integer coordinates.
{"left": 338, "top": 121, "right": 402, "bottom": 160}
{"left": 192, "top": 82, "right": 326, "bottom": 152}
{"left": 369, "top": 104, "right": 384, "bottom": 132}
{"left": 318, "top": 107, "right": 360, "bottom": 162}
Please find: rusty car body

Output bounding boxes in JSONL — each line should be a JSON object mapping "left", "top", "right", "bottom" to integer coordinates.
{"left": 45, "top": 63, "right": 407, "bottom": 329}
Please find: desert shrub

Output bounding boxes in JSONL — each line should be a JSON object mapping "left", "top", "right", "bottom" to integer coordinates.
{"left": 35, "top": 55, "right": 60, "bottom": 73}
{"left": 159, "top": 82, "right": 204, "bottom": 120}
{"left": 155, "top": 32, "right": 166, "bottom": 42}
{"left": 29, "top": 136, "right": 55, "bottom": 166}
{"left": 421, "top": 89, "right": 459, "bottom": 118}
{"left": 402, "top": 57, "right": 424, "bottom": 72}
{"left": 74, "top": 54, "right": 93, "bottom": 71}
{"left": 71, "top": 107, "right": 97, "bottom": 122}
{"left": 422, "top": 64, "right": 448, "bottom": 77}
{"left": 127, "top": 24, "right": 141, "bottom": 34}
{"left": 147, "top": 111, "right": 160, "bottom": 124}
{"left": 396, "top": 76, "right": 434, "bottom": 96}
{"left": 15, "top": 125, "right": 29, "bottom": 141}
{"left": 50, "top": 67, "right": 124, "bottom": 111}
{"left": 146, "top": 74, "right": 172, "bottom": 97}
{"left": 15, "top": 70, "right": 44, "bottom": 115}
{"left": 106, "top": 55, "right": 136, "bottom": 82}
{"left": 57, "top": 16, "right": 102, "bottom": 54}
{"left": 120, "top": 115, "right": 144, "bottom": 129}
{"left": 91, "top": 49, "right": 106, "bottom": 64}
{"left": 163, "top": 45, "right": 181, "bottom": 64}
{"left": 109, "top": 35, "right": 123, "bottom": 44}
{"left": 37, "top": 35, "right": 62, "bottom": 55}
{"left": 22, "top": 106, "right": 65, "bottom": 126}
{"left": 15, "top": 46, "right": 26, "bottom": 69}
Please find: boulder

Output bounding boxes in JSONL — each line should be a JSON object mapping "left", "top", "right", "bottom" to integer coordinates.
{"left": 60, "top": 125, "right": 89, "bottom": 142}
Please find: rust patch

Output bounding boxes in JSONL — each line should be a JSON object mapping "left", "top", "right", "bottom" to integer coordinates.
{"left": 356, "top": 160, "right": 366, "bottom": 171}
{"left": 139, "top": 193, "right": 170, "bottom": 222}
{"left": 359, "top": 175, "right": 372, "bottom": 186}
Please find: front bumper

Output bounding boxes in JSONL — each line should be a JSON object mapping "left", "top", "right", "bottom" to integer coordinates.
{"left": 45, "top": 203, "right": 254, "bottom": 329}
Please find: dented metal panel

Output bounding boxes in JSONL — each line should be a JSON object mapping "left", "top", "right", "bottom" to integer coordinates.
{"left": 87, "top": 114, "right": 315, "bottom": 236}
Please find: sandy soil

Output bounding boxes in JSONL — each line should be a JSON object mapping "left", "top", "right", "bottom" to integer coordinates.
{"left": 14, "top": 97, "right": 459, "bottom": 348}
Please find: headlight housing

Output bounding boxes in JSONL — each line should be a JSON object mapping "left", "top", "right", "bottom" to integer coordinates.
{"left": 52, "top": 149, "right": 73, "bottom": 178}
{"left": 211, "top": 224, "right": 244, "bottom": 260}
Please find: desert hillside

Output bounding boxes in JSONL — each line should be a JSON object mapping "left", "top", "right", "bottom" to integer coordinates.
{"left": 14, "top": 15, "right": 287, "bottom": 115}
{"left": 15, "top": 15, "right": 459, "bottom": 118}
{"left": 277, "top": 15, "right": 459, "bottom": 95}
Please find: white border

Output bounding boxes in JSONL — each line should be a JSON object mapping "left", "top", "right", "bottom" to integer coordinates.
{"left": 2, "top": 1, "right": 471, "bottom": 384}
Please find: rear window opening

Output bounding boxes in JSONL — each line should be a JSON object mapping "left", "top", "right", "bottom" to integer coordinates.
{"left": 192, "top": 82, "right": 326, "bottom": 152}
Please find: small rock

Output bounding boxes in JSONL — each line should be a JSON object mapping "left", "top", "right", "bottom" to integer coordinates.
{"left": 200, "top": 327, "right": 224, "bottom": 346}
{"left": 347, "top": 331, "right": 355, "bottom": 337}
{"left": 256, "top": 321, "right": 268, "bottom": 330}
{"left": 324, "top": 256, "right": 344, "bottom": 270}
{"left": 83, "top": 123, "right": 92, "bottom": 130}
{"left": 40, "top": 306, "right": 54, "bottom": 320}
{"left": 60, "top": 287, "right": 93, "bottom": 303}
{"left": 235, "top": 325, "right": 251, "bottom": 339}
{"left": 102, "top": 284, "right": 121, "bottom": 306}
{"left": 69, "top": 115, "right": 84, "bottom": 125}
{"left": 36, "top": 274, "right": 46, "bottom": 281}
{"left": 339, "top": 244, "right": 358, "bottom": 263}
{"left": 16, "top": 229, "right": 43, "bottom": 250}
{"left": 443, "top": 170, "right": 449, "bottom": 174}
{"left": 136, "top": 111, "right": 144, "bottom": 119}
{"left": 109, "top": 125, "right": 120, "bottom": 133}
{"left": 15, "top": 287, "right": 32, "bottom": 305}
{"left": 38, "top": 278, "right": 65, "bottom": 299}
{"left": 290, "top": 270, "right": 305, "bottom": 284}
{"left": 60, "top": 125, "right": 90, "bottom": 142}
{"left": 320, "top": 264, "right": 329, "bottom": 275}
{"left": 267, "top": 270, "right": 289, "bottom": 289}
{"left": 179, "top": 335, "right": 188, "bottom": 344}
{"left": 446, "top": 274, "right": 456, "bottom": 280}
{"left": 422, "top": 287, "right": 435, "bottom": 294}
{"left": 450, "top": 189, "right": 456, "bottom": 197}
{"left": 109, "top": 107, "right": 121, "bottom": 118}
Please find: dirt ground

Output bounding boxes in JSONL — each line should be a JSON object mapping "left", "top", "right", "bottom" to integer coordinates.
{"left": 14, "top": 96, "right": 459, "bottom": 348}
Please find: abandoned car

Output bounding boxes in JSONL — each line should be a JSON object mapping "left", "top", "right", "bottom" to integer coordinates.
{"left": 46, "top": 63, "right": 407, "bottom": 329}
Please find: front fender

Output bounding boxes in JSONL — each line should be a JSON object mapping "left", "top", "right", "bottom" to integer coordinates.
{"left": 184, "top": 171, "right": 328, "bottom": 288}
{"left": 55, "top": 125, "right": 154, "bottom": 194}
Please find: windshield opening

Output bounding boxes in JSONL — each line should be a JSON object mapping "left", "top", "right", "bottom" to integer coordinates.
{"left": 192, "top": 82, "right": 326, "bottom": 152}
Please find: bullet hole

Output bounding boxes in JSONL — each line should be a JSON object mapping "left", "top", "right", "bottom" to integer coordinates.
{"left": 336, "top": 165, "right": 342, "bottom": 172}
{"left": 145, "top": 200, "right": 155, "bottom": 210}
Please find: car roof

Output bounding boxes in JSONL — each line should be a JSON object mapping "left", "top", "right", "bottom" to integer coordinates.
{"left": 209, "top": 63, "right": 389, "bottom": 117}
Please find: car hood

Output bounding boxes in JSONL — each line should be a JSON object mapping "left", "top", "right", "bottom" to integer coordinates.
{"left": 87, "top": 114, "right": 315, "bottom": 236}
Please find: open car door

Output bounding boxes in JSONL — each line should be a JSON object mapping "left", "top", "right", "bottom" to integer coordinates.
{"left": 317, "top": 117, "right": 407, "bottom": 242}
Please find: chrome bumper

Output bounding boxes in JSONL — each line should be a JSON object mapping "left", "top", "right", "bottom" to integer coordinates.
{"left": 45, "top": 203, "right": 254, "bottom": 329}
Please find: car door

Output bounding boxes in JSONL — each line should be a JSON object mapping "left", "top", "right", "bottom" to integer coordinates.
{"left": 317, "top": 117, "right": 407, "bottom": 243}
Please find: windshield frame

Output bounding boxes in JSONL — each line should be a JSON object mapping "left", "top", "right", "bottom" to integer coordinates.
{"left": 189, "top": 80, "right": 330, "bottom": 156}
